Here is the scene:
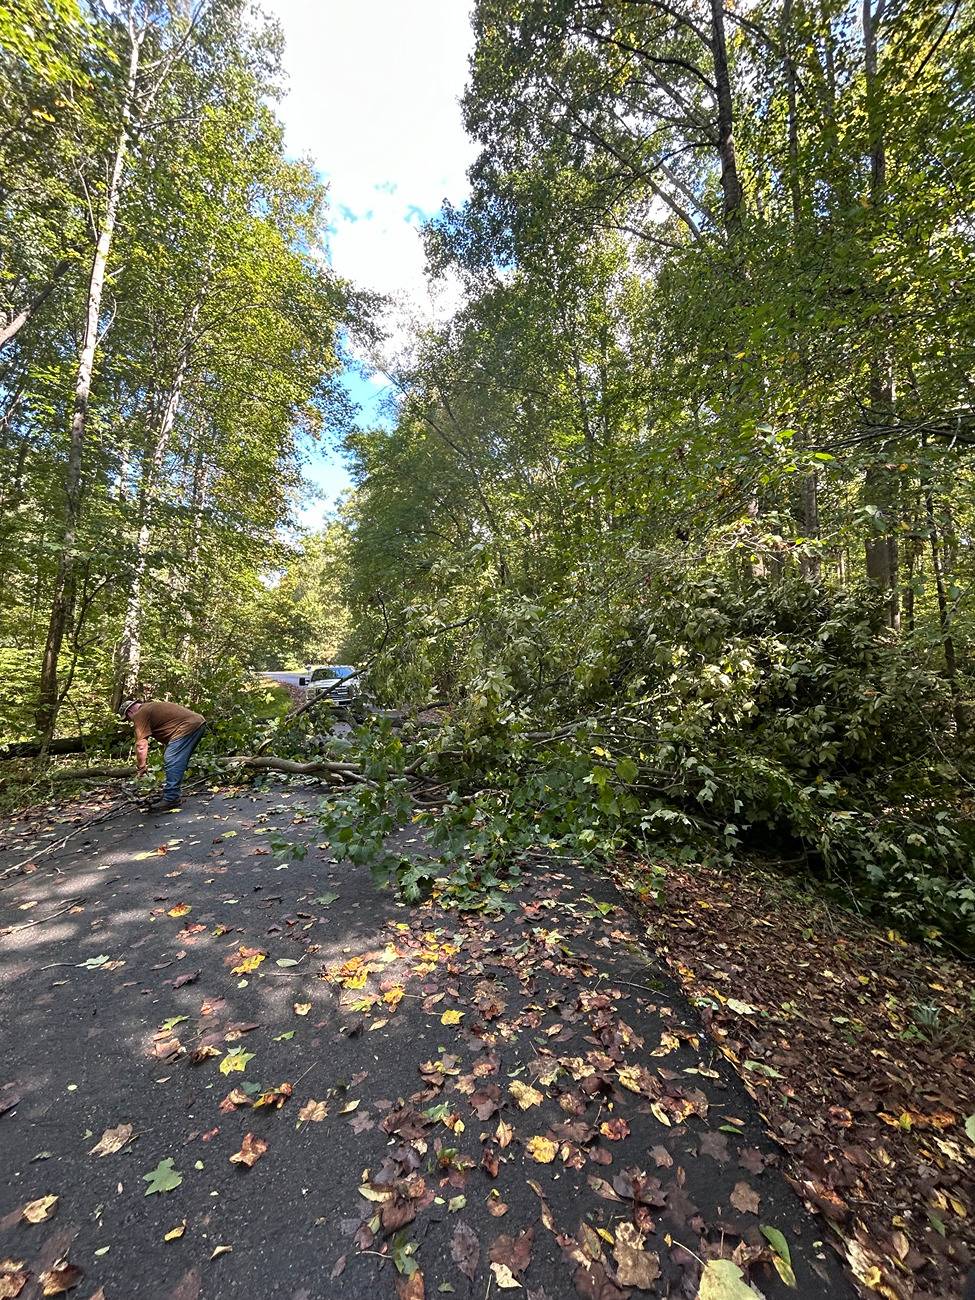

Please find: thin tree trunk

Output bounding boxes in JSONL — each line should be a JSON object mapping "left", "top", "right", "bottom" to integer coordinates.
{"left": 923, "top": 468, "right": 964, "bottom": 734}
{"left": 861, "top": 0, "right": 899, "bottom": 628}
{"left": 112, "top": 306, "right": 199, "bottom": 709}
{"left": 35, "top": 18, "right": 143, "bottom": 741}
{"left": 710, "top": 0, "right": 744, "bottom": 230}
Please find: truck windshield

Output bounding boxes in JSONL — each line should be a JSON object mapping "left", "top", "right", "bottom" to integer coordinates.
{"left": 310, "top": 665, "right": 354, "bottom": 682}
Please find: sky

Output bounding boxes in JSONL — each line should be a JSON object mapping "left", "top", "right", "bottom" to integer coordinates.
{"left": 263, "top": 0, "right": 478, "bottom": 525}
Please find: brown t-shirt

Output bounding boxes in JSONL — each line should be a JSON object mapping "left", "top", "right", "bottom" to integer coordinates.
{"left": 133, "top": 700, "right": 205, "bottom": 745}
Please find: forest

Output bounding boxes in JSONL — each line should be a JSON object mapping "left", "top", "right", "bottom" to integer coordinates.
{"left": 2, "top": 5, "right": 974, "bottom": 1299}
{"left": 0, "top": 0, "right": 359, "bottom": 749}
{"left": 2, "top": 0, "right": 974, "bottom": 947}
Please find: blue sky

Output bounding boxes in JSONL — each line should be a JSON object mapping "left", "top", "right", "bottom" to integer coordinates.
{"left": 264, "top": 0, "right": 477, "bottom": 527}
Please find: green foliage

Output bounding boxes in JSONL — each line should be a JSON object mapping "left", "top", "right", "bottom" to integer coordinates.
{"left": 0, "top": 0, "right": 356, "bottom": 743}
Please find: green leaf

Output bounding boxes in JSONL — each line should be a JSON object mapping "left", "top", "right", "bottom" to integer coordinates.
{"left": 78, "top": 954, "right": 110, "bottom": 970}
{"left": 315, "top": 892, "right": 339, "bottom": 905}
{"left": 273, "top": 1030, "right": 296, "bottom": 1041}
{"left": 743, "top": 1059, "right": 784, "bottom": 1079}
{"left": 696, "top": 1258, "right": 765, "bottom": 1298}
{"left": 143, "top": 1157, "right": 183, "bottom": 1196}
{"left": 219, "top": 1049, "right": 254, "bottom": 1075}
{"left": 760, "top": 1226, "right": 796, "bottom": 1288}
{"left": 160, "top": 1015, "right": 188, "bottom": 1032}
{"left": 275, "top": 958, "right": 300, "bottom": 967}
{"left": 965, "top": 1114, "right": 975, "bottom": 1144}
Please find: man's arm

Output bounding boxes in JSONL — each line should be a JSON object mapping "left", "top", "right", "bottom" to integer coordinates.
{"left": 135, "top": 737, "right": 150, "bottom": 776}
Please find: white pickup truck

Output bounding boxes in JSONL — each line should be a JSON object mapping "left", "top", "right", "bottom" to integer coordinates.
{"left": 301, "top": 664, "right": 360, "bottom": 704}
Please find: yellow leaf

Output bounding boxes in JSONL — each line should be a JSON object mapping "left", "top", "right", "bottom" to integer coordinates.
{"left": 22, "top": 1195, "right": 58, "bottom": 1224}
{"left": 164, "top": 1222, "right": 186, "bottom": 1241}
{"left": 167, "top": 903, "right": 191, "bottom": 918}
{"left": 231, "top": 953, "right": 265, "bottom": 975}
{"left": 441, "top": 1009, "right": 463, "bottom": 1025}
{"left": 383, "top": 987, "right": 404, "bottom": 1008}
{"left": 650, "top": 1103, "right": 672, "bottom": 1127}
{"left": 526, "top": 1135, "right": 557, "bottom": 1164}
{"left": 490, "top": 1262, "right": 522, "bottom": 1289}
{"left": 510, "top": 1080, "right": 543, "bottom": 1109}
{"left": 341, "top": 968, "right": 369, "bottom": 990}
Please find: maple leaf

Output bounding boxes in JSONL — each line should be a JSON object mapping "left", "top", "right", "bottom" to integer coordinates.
{"left": 219, "top": 1049, "right": 254, "bottom": 1075}
{"left": 37, "top": 1260, "right": 83, "bottom": 1296}
{"left": 441, "top": 1009, "right": 463, "bottom": 1025}
{"left": 384, "top": 987, "right": 405, "bottom": 1008}
{"left": 526, "top": 1135, "right": 557, "bottom": 1163}
{"left": 22, "top": 1195, "right": 57, "bottom": 1223}
{"left": 298, "top": 1099, "right": 328, "bottom": 1122}
{"left": 450, "top": 1222, "right": 479, "bottom": 1281}
{"left": 143, "top": 1157, "right": 182, "bottom": 1195}
{"left": 510, "top": 1080, "right": 543, "bottom": 1109}
{"left": 599, "top": 1117, "right": 629, "bottom": 1141}
{"left": 230, "top": 1133, "right": 268, "bottom": 1167}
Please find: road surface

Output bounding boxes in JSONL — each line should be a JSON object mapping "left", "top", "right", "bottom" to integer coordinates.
{"left": 0, "top": 788, "right": 854, "bottom": 1299}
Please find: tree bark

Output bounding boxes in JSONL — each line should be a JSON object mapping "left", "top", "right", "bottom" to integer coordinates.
{"left": 710, "top": 0, "right": 744, "bottom": 230}
{"left": 35, "top": 18, "right": 144, "bottom": 742}
{"left": 112, "top": 305, "right": 199, "bottom": 710}
{"left": 861, "top": 0, "right": 899, "bottom": 628}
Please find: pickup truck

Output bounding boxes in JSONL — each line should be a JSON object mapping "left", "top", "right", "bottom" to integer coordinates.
{"left": 302, "top": 664, "right": 360, "bottom": 704}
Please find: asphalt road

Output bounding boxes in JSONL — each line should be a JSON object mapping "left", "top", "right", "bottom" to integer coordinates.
{"left": 0, "top": 788, "right": 856, "bottom": 1300}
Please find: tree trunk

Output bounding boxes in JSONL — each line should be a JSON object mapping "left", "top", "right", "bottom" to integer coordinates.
{"left": 112, "top": 306, "right": 198, "bottom": 710}
{"left": 861, "top": 0, "right": 899, "bottom": 628}
{"left": 35, "top": 20, "right": 143, "bottom": 742}
{"left": 922, "top": 453, "right": 964, "bottom": 734}
{"left": 710, "top": 0, "right": 744, "bottom": 231}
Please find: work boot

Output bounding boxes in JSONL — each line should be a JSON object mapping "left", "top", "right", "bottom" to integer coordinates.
{"left": 146, "top": 796, "right": 181, "bottom": 814}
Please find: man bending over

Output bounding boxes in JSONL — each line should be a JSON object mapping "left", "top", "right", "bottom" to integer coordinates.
{"left": 119, "top": 698, "right": 206, "bottom": 812}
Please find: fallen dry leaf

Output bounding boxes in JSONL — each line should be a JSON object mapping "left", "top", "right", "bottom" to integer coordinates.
{"left": 510, "top": 1080, "right": 543, "bottom": 1109}
{"left": 38, "top": 1261, "right": 83, "bottom": 1296}
{"left": 490, "top": 1261, "right": 522, "bottom": 1289}
{"left": 729, "top": 1181, "right": 761, "bottom": 1216}
{"left": 90, "top": 1122, "right": 135, "bottom": 1156}
{"left": 210, "top": 1245, "right": 233, "bottom": 1261}
{"left": 451, "top": 1221, "right": 479, "bottom": 1281}
{"left": 229, "top": 1133, "right": 267, "bottom": 1168}
{"left": 526, "top": 1135, "right": 557, "bottom": 1164}
{"left": 164, "top": 1222, "right": 186, "bottom": 1241}
{"left": 298, "top": 1099, "right": 328, "bottom": 1122}
{"left": 294, "top": 1002, "right": 311, "bottom": 1016}
{"left": 21, "top": 1194, "right": 58, "bottom": 1224}
{"left": 0, "top": 1260, "right": 29, "bottom": 1300}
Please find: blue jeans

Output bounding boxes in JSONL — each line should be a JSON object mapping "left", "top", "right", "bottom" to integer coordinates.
{"left": 162, "top": 725, "right": 205, "bottom": 801}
